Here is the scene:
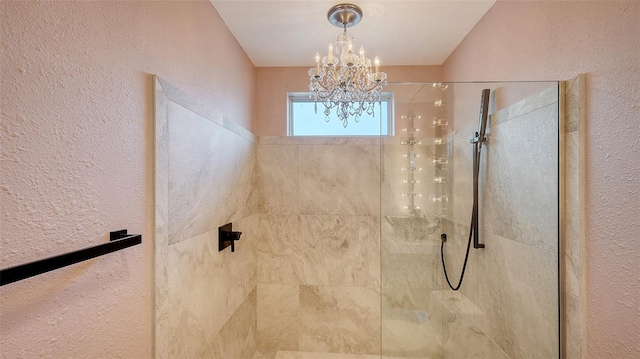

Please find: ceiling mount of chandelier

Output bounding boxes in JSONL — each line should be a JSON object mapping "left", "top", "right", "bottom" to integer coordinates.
{"left": 309, "top": 3, "right": 388, "bottom": 128}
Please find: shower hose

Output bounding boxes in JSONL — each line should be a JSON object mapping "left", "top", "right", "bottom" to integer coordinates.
{"left": 440, "top": 208, "right": 475, "bottom": 291}
{"left": 440, "top": 143, "right": 482, "bottom": 291}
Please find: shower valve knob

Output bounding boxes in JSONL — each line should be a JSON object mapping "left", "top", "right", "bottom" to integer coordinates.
{"left": 219, "top": 223, "right": 242, "bottom": 252}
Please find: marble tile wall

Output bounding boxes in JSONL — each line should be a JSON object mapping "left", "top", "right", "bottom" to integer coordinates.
{"left": 204, "top": 288, "right": 258, "bottom": 359}
{"left": 167, "top": 100, "right": 257, "bottom": 246}
{"left": 442, "top": 85, "right": 561, "bottom": 358}
{"left": 562, "top": 74, "right": 586, "bottom": 359}
{"left": 256, "top": 138, "right": 382, "bottom": 357}
{"left": 437, "top": 287, "right": 510, "bottom": 359}
{"left": 299, "top": 285, "right": 380, "bottom": 354}
{"left": 155, "top": 76, "right": 258, "bottom": 359}
{"left": 154, "top": 77, "right": 170, "bottom": 359}
{"left": 256, "top": 283, "right": 299, "bottom": 355}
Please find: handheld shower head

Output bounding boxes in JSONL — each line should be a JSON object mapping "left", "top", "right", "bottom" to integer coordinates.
{"left": 477, "top": 89, "right": 490, "bottom": 149}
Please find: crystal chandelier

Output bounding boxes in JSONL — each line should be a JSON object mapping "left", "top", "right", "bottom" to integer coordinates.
{"left": 308, "top": 3, "right": 387, "bottom": 127}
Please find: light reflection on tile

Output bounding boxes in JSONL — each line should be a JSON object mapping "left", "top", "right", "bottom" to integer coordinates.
{"left": 382, "top": 144, "right": 435, "bottom": 218}
{"left": 450, "top": 126, "right": 474, "bottom": 227}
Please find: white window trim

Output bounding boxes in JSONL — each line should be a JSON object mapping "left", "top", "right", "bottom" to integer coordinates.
{"left": 287, "top": 92, "right": 395, "bottom": 136}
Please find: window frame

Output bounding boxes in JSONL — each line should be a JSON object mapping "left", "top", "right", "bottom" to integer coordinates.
{"left": 287, "top": 92, "right": 395, "bottom": 136}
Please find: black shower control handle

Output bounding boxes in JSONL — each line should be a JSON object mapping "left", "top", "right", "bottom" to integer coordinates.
{"left": 229, "top": 231, "right": 242, "bottom": 252}
{"left": 218, "top": 223, "right": 242, "bottom": 252}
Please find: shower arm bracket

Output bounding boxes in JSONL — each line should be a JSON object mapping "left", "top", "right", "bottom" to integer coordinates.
{"left": 470, "top": 132, "right": 486, "bottom": 145}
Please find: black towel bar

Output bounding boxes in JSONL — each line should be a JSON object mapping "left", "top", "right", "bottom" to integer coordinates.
{"left": 0, "top": 229, "right": 141, "bottom": 286}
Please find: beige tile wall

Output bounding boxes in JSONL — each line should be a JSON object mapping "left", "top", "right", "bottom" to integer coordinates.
{"left": 441, "top": 85, "right": 561, "bottom": 358}
{"left": 256, "top": 138, "right": 382, "bottom": 357}
{"left": 166, "top": 100, "right": 256, "bottom": 245}
{"left": 562, "top": 74, "right": 586, "bottom": 359}
{"left": 155, "top": 76, "right": 259, "bottom": 359}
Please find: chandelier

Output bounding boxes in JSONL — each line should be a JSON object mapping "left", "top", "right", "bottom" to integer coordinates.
{"left": 308, "top": 3, "right": 387, "bottom": 128}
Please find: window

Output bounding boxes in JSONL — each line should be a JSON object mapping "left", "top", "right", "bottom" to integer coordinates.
{"left": 287, "top": 93, "right": 394, "bottom": 136}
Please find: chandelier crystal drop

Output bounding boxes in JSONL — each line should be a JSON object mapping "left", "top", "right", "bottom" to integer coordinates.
{"left": 308, "top": 3, "right": 387, "bottom": 128}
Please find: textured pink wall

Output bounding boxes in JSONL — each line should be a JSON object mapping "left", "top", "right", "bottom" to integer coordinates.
{"left": 0, "top": 1, "right": 255, "bottom": 357}
{"left": 442, "top": 1, "right": 640, "bottom": 358}
{"left": 254, "top": 66, "right": 443, "bottom": 135}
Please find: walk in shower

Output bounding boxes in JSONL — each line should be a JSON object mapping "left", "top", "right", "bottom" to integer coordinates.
{"left": 380, "top": 81, "right": 560, "bottom": 358}
{"left": 153, "top": 78, "right": 562, "bottom": 358}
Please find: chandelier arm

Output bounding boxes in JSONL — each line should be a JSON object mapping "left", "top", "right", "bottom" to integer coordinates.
{"left": 353, "top": 67, "right": 369, "bottom": 92}
{"left": 362, "top": 81, "right": 383, "bottom": 93}
{"left": 318, "top": 70, "right": 338, "bottom": 91}
{"left": 314, "top": 80, "right": 331, "bottom": 92}
{"left": 357, "top": 66, "right": 366, "bottom": 80}
{"left": 327, "top": 87, "right": 339, "bottom": 99}
{"left": 327, "top": 69, "right": 340, "bottom": 87}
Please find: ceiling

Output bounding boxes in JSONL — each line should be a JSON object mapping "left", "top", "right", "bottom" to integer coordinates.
{"left": 210, "top": 0, "right": 496, "bottom": 67}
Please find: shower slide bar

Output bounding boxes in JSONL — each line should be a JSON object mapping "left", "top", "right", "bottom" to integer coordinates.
{"left": 0, "top": 229, "right": 141, "bottom": 286}
{"left": 470, "top": 88, "right": 490, "bottom": 249}
{"left": 441, "top": 89, "right": 489, "bottom": 291}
